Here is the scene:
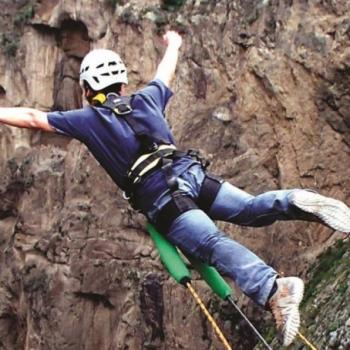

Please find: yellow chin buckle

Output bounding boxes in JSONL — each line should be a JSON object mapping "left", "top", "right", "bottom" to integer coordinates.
{"left": 92, "top": 93, "right": 107, "bottom": 105}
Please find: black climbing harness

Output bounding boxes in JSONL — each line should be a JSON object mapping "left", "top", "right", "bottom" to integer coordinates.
{"left": 95, "top": 92, "right": 224, "bottom": 231}
{"left": 155, "top": 171, "right": 223, "bottom": 233}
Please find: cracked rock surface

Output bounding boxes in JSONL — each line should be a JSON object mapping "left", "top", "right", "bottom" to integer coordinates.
{"left": 0, "top": 1, "right": 349, "bottom": 349}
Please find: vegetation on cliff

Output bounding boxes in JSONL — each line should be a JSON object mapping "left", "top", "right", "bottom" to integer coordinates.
{"left": 256, "top": 238, "right": 350, "bottom": 349}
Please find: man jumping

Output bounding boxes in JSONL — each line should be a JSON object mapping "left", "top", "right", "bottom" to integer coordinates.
{"left": 0, "top": 31, "right": 349, "bottom": 346}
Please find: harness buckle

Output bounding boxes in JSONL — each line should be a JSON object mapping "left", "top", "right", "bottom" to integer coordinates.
{"left": 106, "top": 93, "right": 133, "bottom": 115}
{"left": 148, "top": 142, "right": 159, "bottom": 153}
{"left": 187, "top": 149, "right": 199, "bottom": 157}
{"left": 113, "top": 104, "right": 133, "bottom": 115}
{"left": 187, "top": 149, "right": 210, "bottom": 169}
{"left": 122, "top": 191, "right": 131, "bottom": 200}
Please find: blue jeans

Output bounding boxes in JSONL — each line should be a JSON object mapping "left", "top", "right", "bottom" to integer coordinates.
{"left": 147, "top": 164, "right": 302, "bottom": 306}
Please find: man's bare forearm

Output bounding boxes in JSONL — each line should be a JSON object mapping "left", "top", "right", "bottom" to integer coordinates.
{"left": 155, "top": 31, "right": 182, "bottom": 87}
{"left": 0, "top": 107, "right": 53, "bottom": 131}
{"left": 155, "top": 44, "right": 180, "bottom": 86}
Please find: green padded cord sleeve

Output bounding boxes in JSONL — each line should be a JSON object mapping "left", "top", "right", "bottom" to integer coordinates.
{"left": 147, "top": 223, "right": 233, "bottom": 299}
{"left": 147, "top": 223, "right": 191, "bottom": 285}
{"left": 186, "top": 254, "right": 233, "bottom": 300}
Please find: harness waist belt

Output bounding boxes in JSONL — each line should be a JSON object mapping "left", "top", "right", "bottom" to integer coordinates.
{"left": 128, "top": 144, "right": 180, "bottom": 185}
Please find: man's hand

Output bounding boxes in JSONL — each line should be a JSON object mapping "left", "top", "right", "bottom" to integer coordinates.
{"left": 154, "top": 30, "right": 183, "bottom": 87}
{"left": 0, "top": 107, "right": 54, "bottom": 132}
{"left": 163, "top": 31, "right": 182, "bottom": 50}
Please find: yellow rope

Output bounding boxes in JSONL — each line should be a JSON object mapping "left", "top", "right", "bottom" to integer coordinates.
{"left": 297, "top": 331, "right": 319, "bottom": 350}
{"left": 186, "top": 282, "right": 233, "bottom": 350}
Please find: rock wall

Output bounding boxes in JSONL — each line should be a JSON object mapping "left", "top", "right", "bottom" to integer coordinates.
{"left": 0, "top": 0, "right": 349, "bottom": 349}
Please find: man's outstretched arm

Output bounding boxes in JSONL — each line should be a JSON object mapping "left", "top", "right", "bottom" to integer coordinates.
{"left": 0, "top": 107, "right": 54, "bottom": 132}
{"left": 154, "top": 31, "right": 183, "bottom": 87}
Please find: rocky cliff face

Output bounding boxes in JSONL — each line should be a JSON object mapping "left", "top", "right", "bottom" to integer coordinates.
{"left": 0, "top": 1, "right": 349, "bottom": 349}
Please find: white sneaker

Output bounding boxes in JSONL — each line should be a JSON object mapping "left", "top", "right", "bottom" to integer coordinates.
{"left": 290, "top": 190, "right": 350, "bottom": 233}
{"left": 268, "top": 277, "right": 304, "bottom": 346}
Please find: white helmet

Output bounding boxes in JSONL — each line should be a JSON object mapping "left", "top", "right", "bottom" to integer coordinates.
{"left": 79, "top": 49, "right": 128, "bottom": 91}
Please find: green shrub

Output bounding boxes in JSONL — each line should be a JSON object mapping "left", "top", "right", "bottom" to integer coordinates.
{"left": 302, "top": 240, "right": 349, "bottom": 306}
{"left": 3, "top": 41, "right": 18, "bottom": 57}
{"left": 120, "top": 7, "right": 140, "bottom": 26}
{"left": 14, "top": 2, "right": 35, "bottom": 26}
{"left": 0, "top": 33, "right": 20, "bottom": 57}
{"left": 104, "top": 0, "right": 120, "bottom": 9}
{"left": 161, "top": 0, "right": 186, "bottom": 11}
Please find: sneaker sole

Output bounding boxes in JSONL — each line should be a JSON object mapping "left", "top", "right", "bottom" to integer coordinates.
{"left": 283, "top": 308, "right": 300, "bottom": 346}
{"left": 291, "top": 191, "right": 350, "bottom": 233}
{"left": 282, "top": 278, "right": 305, "bottom": 346}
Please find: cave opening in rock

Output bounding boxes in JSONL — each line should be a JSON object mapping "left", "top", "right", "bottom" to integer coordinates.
{"left": 58, "top": 18, "right": 90, "bottom": 57}
{"left": 0, "top": 85, "right": 6, "bottom": 97}
{"left": 52, "top": 18, "right": 90, "bottom": 111}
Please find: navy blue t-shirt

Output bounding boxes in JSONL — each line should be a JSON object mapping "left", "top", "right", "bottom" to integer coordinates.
{"left": 47, "top": 79, "right": 196, "bottom": 211}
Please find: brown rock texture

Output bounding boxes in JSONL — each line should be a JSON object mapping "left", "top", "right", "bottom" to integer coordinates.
{"left": 0, "top": 0, "right": 349, "bottom": 349}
